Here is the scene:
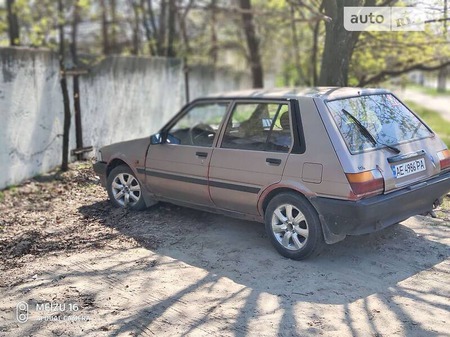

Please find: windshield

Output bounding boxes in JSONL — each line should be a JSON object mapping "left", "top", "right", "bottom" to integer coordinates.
{"left": 326, "top": 94, "right": 432, "bottom": 154}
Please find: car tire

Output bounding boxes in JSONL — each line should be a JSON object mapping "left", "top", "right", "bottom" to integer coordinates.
{"left": 107, "top": 165, "right": 147, "bottom": 211}
{"left": 265, "top": 193, "right": 324, "bottom": 260}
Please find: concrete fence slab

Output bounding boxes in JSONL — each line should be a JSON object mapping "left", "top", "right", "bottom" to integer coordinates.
{"left": 0, "top": 47, "right": 251, "bottom": 189}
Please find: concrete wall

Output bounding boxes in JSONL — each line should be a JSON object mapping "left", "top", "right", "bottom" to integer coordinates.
{"left": 0, "top": 47, "right": 251, "bottom": 189}
{"left": 188, "top": 65, "right": 252, "bottom": 101}
{"left": 0, "top": 48, "right": 74, "bottom": 189}
{"left": 79, "top": 56, "right": 185, "bottom": 149}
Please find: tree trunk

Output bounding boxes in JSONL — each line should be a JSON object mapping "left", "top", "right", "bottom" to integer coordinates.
{"left": 239, "top": 0, "right": 264, "bottom": 88}
{"left": 131, "top": 1, "right": 140, "bottom": 55}
{"left": 158, "top": 0, "right": 167, "bottom": 56}
{"left": 437, "top": 66, "right": 448, "bottom": 92}
{"left": 7, "top": 0, "right": 20, "bottom": 46}
{"left": 166, "top": 0, "right": 177, "bottom": 57}
{"left": 141, "top": 0, "right": 156, "bottom": 55}
{"left": 289, "top": 4, "right": 302, "bottom": 85}
{"left": 177, "top": 0, "right": 194, "bottom": 56}
{"left": 146, "top": 0, "right": 159, "bottom": 54}
{"left": 71, "top": 0, "right": 83, "bottom": 160}
{"left": 311, "top": 0, "right": 324, "bottom": 86}
{"left": 110, "top": 0, "right": 118, "bottom": 53}
{"left": 99, "top": 0, "right": 110, "bottom": 54}
{"left": 209, "top": 0, "right": 218, "bottom": 65}
{"left": 319, "top": 0, "right": 379, "bottom": 86}
{"left": 58, "top": 0, "right": 72, "bottom": 171}
{"left": 319, "top": 0, "right": 362, "bottom": 86}
{"left": 311, "top": 19, "right": 320, "bottom": 86}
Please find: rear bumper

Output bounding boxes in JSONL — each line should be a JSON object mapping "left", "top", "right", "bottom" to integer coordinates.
{"left": 311, "top": 171, "right": 450, "bottom": 236}
{"left": 93, "top": 161, "right": 108, "bottom": 187}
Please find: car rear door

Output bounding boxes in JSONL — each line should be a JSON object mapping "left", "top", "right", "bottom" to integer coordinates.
{"left": 208, "top": 100, "right": 294, "bottom": 215}
{"left": 144, "top": 101, "right": 229, "bottom": 206}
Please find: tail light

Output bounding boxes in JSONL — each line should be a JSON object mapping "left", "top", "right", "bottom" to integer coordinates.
{"left": 437, "top": 149, "right": 450, "bottom": 171}
{"left": 346, "top": 169, "right": 384, "bottom": 199}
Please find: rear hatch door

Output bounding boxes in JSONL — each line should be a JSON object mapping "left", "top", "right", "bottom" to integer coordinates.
{"left": 325, "top": 93, "right": 444, "bottom": 193}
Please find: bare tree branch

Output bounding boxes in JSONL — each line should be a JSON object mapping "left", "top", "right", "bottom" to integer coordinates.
{"left": 359, "top": 60, "right": 450, "bottom": 86}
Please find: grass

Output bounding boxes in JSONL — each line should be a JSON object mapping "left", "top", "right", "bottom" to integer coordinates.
{"left": 76, "top": 161, "right": 93, "bottom": 170}
{"left": 405, "top": 100, "right": 450, "bottom": 148}
{"left": 0, "top": 185, "right": 17, "bottom": 204}
{"left": 434, "top": 195, "right": 450, "bottom": 222}
{"left": 408, "top": 84, "right": 450, "bottom": 97}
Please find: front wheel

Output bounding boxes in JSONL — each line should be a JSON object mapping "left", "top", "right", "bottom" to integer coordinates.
{"left": 107, "top": 165, "right": 147, "bottom": 210}
{"left": 264, "top": 193, "right": 324, "bottom": 260}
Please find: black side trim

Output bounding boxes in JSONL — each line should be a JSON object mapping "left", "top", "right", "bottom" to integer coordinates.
{"left": 145, "top": 170, "right": 208, "bottom": 186}
{"left": 142, "top": 169, "right": 260, "bottom": 194}
{"left": 209, "top": 180, "right": 260, "bottom": 194}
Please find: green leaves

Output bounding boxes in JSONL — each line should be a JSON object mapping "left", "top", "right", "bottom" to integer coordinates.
{"left": 1, "top": 0, "right": 449, "bottom": 87}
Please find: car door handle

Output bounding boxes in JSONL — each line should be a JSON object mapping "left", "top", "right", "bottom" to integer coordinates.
{"left": 196, "top": 151, "right": 208, "bottom": 158}
{"left": 266, "top": 158, "right": 282, "bottom": 165}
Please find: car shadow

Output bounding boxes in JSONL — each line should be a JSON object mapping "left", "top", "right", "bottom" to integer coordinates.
{"left": 78, "top": 201, "right": 450, "bottom": 335}
{"left": 78, "top": 201, "right": 449, "bottom": 304}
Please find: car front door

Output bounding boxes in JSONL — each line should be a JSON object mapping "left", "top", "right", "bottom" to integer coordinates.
{"left": 209, "top": 100, "right": 294, "bottom": 215}
{"left": 144, "top": 101, "right": 229, "bottom": 207}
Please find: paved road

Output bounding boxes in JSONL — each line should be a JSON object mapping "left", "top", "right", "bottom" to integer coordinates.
{"left": 395, "top": 88, "right": 450, "bottom": 122}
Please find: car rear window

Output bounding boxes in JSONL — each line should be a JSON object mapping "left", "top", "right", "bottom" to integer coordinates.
{"left": 326, "top": 94, "right": 433, "bottom": 154}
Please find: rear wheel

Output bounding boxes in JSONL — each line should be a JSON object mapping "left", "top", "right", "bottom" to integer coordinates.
{"left": 265, "top": 193, "right": 324, "bottom": 260}
{"left": 107, "top": 165, "right": 147, "bottom": 210}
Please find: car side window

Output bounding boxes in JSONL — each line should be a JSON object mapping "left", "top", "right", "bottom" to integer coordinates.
{"left": 221, "top": 102, "right": 292, "bottom": 152}
{"left": 167, "top": 102, "right": 229, "bottom": 147}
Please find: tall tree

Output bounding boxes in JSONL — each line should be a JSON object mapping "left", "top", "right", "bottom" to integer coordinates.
{"left": 110, "top": 0, "right": 118, "bottom": 53}
{"left": 318, "top": 0, "right": 373, "bottom": 86}
{"left": 58, "top": 0, "right": 72, "bottom": 171}
{"left": 437, "top": 66, "right": 448, "bottom": 92}
{"left": 209, "top": 0, "right": 219, "bottom": 64}
{"left": 71, "top": 0, "right": 83, "bottom": 159}
{"left": 130, "top": 0, "right": 141, "bottom": 55}
{"left": 239, "top": 0, "right": 263, "bottom": 88}
{"left": 99, "top": 0, "right": 110, "bottom": 54}
{"left": 140, "top": 0, "right": 156, "bottom": 54}
{"left": 166, "top": 0, "right": 177, "bottom": 57}
{"left": 437, "top": 0, "right": 448, "bottom": 92}
{"left": 289, "top": 3, "right": 302, "bottom": 85}
{"left": 158, "top": 0, "right": 167, "bottom": 55}
{"left": 6, "top": 0, "right": 20, "bottom": 45}
{"left": 352, "top": 0, "right": 450, "bottom": 87}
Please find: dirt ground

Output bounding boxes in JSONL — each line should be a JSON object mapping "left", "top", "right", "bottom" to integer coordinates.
{"left": 0, "top": 162, "right": 449, "bottom": 337}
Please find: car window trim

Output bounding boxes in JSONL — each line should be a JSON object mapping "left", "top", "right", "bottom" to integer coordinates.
{"left": 160, "top": 98, "right": 232, "bottom": 147}
{"left": 290, "top": 99, "right": 306, "bottom": 154}
{"left": 216, "top": 98, "right": 296, "bottom": 153}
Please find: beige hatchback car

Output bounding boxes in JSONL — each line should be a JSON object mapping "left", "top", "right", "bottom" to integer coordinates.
{"left": 94, "top": 87, "right": 450, "bottom": 259}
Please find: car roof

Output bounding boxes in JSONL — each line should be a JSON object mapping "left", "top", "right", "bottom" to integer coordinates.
{"left": 205, "top": 87, "right": 391, "bottom": 101}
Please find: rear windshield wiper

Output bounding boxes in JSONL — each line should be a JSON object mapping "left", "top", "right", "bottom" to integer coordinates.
{"left": 342, "top": 109, "right": 400, "bottom": 154}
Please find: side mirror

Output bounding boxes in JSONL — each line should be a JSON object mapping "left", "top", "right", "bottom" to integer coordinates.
{"left": 150, "top": 133, "right": 164, "bottom": 145}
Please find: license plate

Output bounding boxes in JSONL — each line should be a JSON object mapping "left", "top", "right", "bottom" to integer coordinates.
{"left": 392, "top": 158, "right": 426, "bottom": 178}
